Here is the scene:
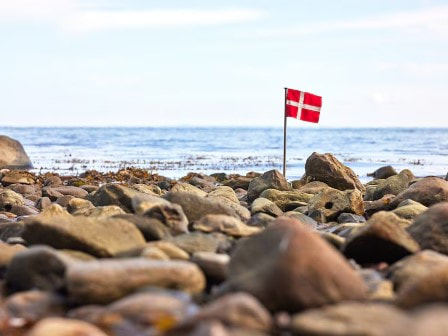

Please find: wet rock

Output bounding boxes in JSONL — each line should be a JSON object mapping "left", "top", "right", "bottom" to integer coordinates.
{"left": 66, "top": 258, "right": 205, "bottom": 304}
{"left": 88, "top": 183, "right": 146, "bottom": 212}
{"left": 371, "top": 169, "right": 415, "bottom": 201}
{"left": 0, "top": 189, "right": 24, "bottom": 211}
{"left": 392, "top": 199, "right": 427, "bottom": 220}
{"left": 258, "top": 189, "right": 312, "bottom": 212}
{"left": 23, "top": 211, "right": 146, "bottom": 258}
{"left": 247, "top": 213, "right": 276, "bottom": 228}
{"left": 192, "top": 252, "right": 230, "bottom": 282}
{"left": 193, "top": 214, "right": 261, "bottom": 237}
{"left": 220, "top": 217, "right": 367, "bottom": 312}
{"left": 35, "top": 197, "right": 51, "bottom": 210}
{"left": 0, "top": 136, "right": 33, "bottom": 169}
{"left": 337, "top": 212, "right": 366, "bottom": 223}
{"left": 407, "top": 202, "right": 448, "bottom": 254}
{"left": 145, "top": 241, "right": 189, "bottom": 260}
{"left": 304, "top": 152, "right": 365, "bottom": 191}
{"left": 390, "top": 177, "right": 448, "bottom": 208}
{"left": 114, "top": 213, "right": 171, "bottom": 241}
{"left": 6, "top": 246, "right": 73, "bottom": 292}
{"left": 164, "top": 191, "right": 247, "bottom": 222}
{"left": 290, "top": 302, "right": 409, "bottom": 336}
{"left": 251, "top": 198, "right": 283, "bottom": 217}
{"left": 5, "top": 290, "right": 65, "bottom": 323}
{"left": 343, "top": 211, "right": 419, "bottom": 264}
{"left": 247, "top": 170, "right": 290, "bottom": 202}
{"left": 207, "top": 186, "right": 239, "bottom": 204}
{"left": 388, "top": 250, "right": 448, "bottom": 290}
{"left": 27, "top": 317, "right": 108, "bottom": 336}
{"left": 171, "top": 182, "right": 207, "bottom": 197}
{"left": 308, "top": 187, "right": 364, "bottom": 222}
{"left": 368, "top": 165, "right": 398, "bottom": 179}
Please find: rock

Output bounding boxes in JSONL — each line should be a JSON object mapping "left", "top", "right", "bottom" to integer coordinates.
{"left": 8, "top": 183, "right": 41, "bottom": 198}
{"left": 337, "top": 213, "right": 366, "bottom": 223}
{"left": 223, "top": 175, "right": 253, "bottom": 190}
{"left": 10, "top": 204, "right": 39, "bottom": 216}
{"left": 247, "top": 170, "right": 290, "bottom": 202}
{"left": 304, "top": 152, "right": 365, "bottom": 191}
{"left": 0, "top": 221, "right": 24, "bottom": 241}
{"left": 193, "top": 215, "right": 261, "bottom": 237}
{"left": 207, "top": 186, "right": 240, "bottom": 204}
{"left": 131, "top": 183, "right": 162, "bottom": 195}
{"left": 66, "top": 258, "right": 205, "bottom": 304}
{"left": 43, "top": 175, "right": 63, "bottom": 187}
{"left": 171, "top": 182, "right": 207, "bottom": 197}
{"left": 326, "top": 223, "right": 365, "bottom": 238}
{"left": 39, "top": 203, "right": 70, "bottom": 217}
{"left": 247, "top": 213, "right": 276, "bottom": 228}
{"left": 290, "top": 302, "right": 410, "bottom": 336}
{"left": 23, "top": 212, "right": 146, "bottom": 258}
{"left": 388, "top": 250, "right": 448, "bottom": 291}
{"left": 141, "top": 246, "right": 170, "bottom": 260}
{"left": 0, "top": 242, "right": 26, "bottom": 271}
{"left": 168, "top": 232, "right": 228, "bottom": 254}
{"left": 407, "top": 202, "right": 448, "bottom": 255}
{"left": 389, "top": 177, "right": 448, "bottom": 208}
{"left": 364, "top": 194, "right": 395, "bottom": 218}
{"left": 282, "top": 212, "right": 318, "bottom": 230}
{"left": 1, "top": 171, "right": 35, "bottom": 185}
{"left": 297, "top": 181, "right": 329, "bottom": 194}
{"left": 42, "top": 188, "right": 64, "bottom": 201}
{"left": 392, "top": 200, "right": 427, "bottom": 220}
{"left": 5, "top": 290, "right": 65, "bottom": 323}
{"left": 220, "top": 217, "right": 367, "bottom": 312}
{"left": 114, "top": 213, "right": 171, "bottom": 241}
{"left": 81, "top": 205, "right": 126, "bottom": 218}
{"left": 192, "top": 252, "right": 230, "bottom": 282}
{"left": 145, "top": 241, "right": 189, "bottom": 260}
{"left": 308, "top": 187, "right": 364, "bottom": 222}
{"left": 27, "top": 317, "right": 108, "bottom": 336}
{"left": 6, "top": 246, "right": 73, "bottom": 292}
{"left": 55, "top": 195, "right": 75, "bottom": 208}
{"left": 359, "top": 269, "right": 395, "bottom": 301}
{"left": 258, "top": 189, "right": 312, "bottom": 212}
{"left": 343, "top": 211, "right": 419, "bottom": 264}
{"left": 250, "top": 198, "right": 283, "bottom": 217}
{"left": 164, "top": 191, "right": 247, "bottom": 222}
{"left": 49, "top": 186, "right": 88, "bottom": 198}
{"left": 0, "top": 189, "right": 24, "bottom": 212}
{"left": 319, "top": 232, "right": 345, "bottom": 249}
{"left": 190, "top": 176, "right": 216, "bottom": 192}
{"left": 368, "top": 165, "right": 398, "bottom": 179}
{"left": 88, "top": 183, "right": 146, "bottom": 212}
{"left": 35, "top": 197, "right": 52, "bottom": 210}
{"left": 371, "top": 169, "right": 414, "bottom": 201}
{"left": 0, "top": 135, "right": 33, "bottom": 169}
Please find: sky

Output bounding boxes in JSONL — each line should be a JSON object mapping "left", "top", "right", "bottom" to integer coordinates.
{"left": 1, "top": 0, "right": 447, "bottom": 127}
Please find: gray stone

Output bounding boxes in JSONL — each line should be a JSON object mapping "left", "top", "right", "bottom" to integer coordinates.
{"left": 0, "top": 135, "right": 33, "bottom": 169}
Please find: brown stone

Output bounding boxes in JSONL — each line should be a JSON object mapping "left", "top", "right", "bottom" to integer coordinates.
{"left": 390, "top": 177, "right": 448, "bottom": 208}
{"left": 27, "top": 317, "right": 108, "bottom": 336}
{"left": 247, "top": 170, "right": 290, "bottom": 202}
{"left": 0, "top": 136, "right": 33, "bottom": 169}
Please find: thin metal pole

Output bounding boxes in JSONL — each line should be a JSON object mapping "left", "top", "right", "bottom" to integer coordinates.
{"left": 283, "top": 88, "right": 287, "bottom": 177}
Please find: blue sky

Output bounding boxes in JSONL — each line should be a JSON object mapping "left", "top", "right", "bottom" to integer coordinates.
{"left": 1, "top": 0, "right": 447, "bottom": 127}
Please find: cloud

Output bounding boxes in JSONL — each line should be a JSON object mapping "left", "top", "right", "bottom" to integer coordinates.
{"left": 0, "top": 0, "right": 265, "bottom": 32}
{"left": 259, "top": 5, "right": 448, "bottom": 38}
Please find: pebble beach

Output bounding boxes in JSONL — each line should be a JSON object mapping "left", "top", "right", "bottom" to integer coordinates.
{"left": 1, "top": 133, "right": 448, "bottom": 335}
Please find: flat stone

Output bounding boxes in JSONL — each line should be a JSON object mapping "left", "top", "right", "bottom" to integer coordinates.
{"left": 193, "top": 214, "right": 261, "bottom": 237}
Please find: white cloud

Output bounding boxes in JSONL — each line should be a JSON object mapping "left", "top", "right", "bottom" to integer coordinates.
{"left": 0, "top": 0, "right": 265, "bottom": 32}
{"left": 259, "top": 5, "right": 448, "bottom": 38}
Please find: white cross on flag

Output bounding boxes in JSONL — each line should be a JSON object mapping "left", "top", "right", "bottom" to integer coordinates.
{"left": 285, "top": 88, "right": 322, "bottom": 123}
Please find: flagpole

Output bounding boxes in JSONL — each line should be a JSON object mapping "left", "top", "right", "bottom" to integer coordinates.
{"left": 283, "top": 87, "right": 287, "bottom": 177}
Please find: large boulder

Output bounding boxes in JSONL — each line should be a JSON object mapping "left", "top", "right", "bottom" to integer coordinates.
{"left": 0, "top": 135, "right": 32, "bottom": 169}
{"left": 389, "top": 177, "right": 448, "bottom": 208}
{"left": 220, "top": 217, "right": 367, "bottom": 312}
{"left": 407, "top": 202, "right": 448, "bottom": 255}
{"left": 247, "top": 170, "right": 290, "bottom": 202}
{"left": 342, "top": 211, "right": 419, "bottom": 264}
{"left": 304, "top": 152, "right": 365, "bottom": 191}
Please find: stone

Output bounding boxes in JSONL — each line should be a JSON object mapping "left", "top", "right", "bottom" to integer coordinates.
{"left": 48, "top": 186, "right": 88, "bottom": 198}
{"left": 247, "top": 170, "right": 290, "bottom": 202}
{"left": 0, "top": 135, "right": 33, "bottom": 169}
{"left": 207, "top": 186, "right": 239, "bottom": 204}
{"left": 247, "top": 213, "right": 276, "bottom": 228}
{"left": 407, "top": 202, "right": 448, "bottom": 255}
{"left": 132, "top": 194, "right": 189, "bottom": 234}
{"left": 27, "top": 317, "right": 108, "bottom": 336}
{"left": 168, "top": 232, "right": 228, "bottom": 254}
{"left": 282, "top": 212, "right": 318, "bottom": 230}
{"left": 0, "top": 221, "right": 24, "bottom": 242}
{"left": 6, "top": 246, "right": 74, "bottom": 292}
{"left": 67, "top": 197, "right": 95, "bottom": 214}
{"left": 88, "top": 183, "right": 147, "bottom": 212}
{"left": 39, "top": 203, "right": 70, "bottom": 217}
{"left": 171, "top": 182, "right": 207, "bottom": 197}
{"left": 319, "top": 232, "right": 345, "bottom": 249}
{"left": 290, "top": 302, "right": 410, "bottom": 336}
{"left": 359, "top": 269, "right": 395, "bottom": 301}
{"left": 145, "top": 241, "right": 190, "bottom": 260}
{"left": 190, "top": 176, "right": 216, "bottom": 192}
{"left": 364, "top": 194, "right": 395, "bottom": 217}
{"left": 81, "top": 205, "right": 126, "bottom": 218}
{"left": 42, "top": 188, "right": 64, "bottom": 201}
{"left": 5, "top": 290, "right": 65, "bottom": 323}
{"left": 337, "top": 212, "right": 366, "bottom": 223}
{"left": 8, "top": 183, "right": 41, "bottom": 198}
{"left": 193, "top": 214, "right": 261, "bottom": 237}
{"left": 371, "top": 169, "right": 415, "bottom": 201}
{"left": 0, "top": 189, "right": 24, "bottom": 212}
{"left": 390, "top": 177, "right": 448, "bottom": 208}
{"left": 308, "top": 187, "right": 364, "bottom": 222}
{"left": 388, "top": 250, "right": 448, "bottom": 291}
{"left": 131, "top": 183, "right": 162, "bottom": 195}
{"left": 297, "top": 181, "right": 329, "bottom": 194}
{"left": 392, "top": 200, "right": 427, "bottom": 220}
{"left": 250, "top": 198, "right": 283, "bottom": 217}
{"left": 0, "top": 242, "right": 26, "bottom": 270}
{"left": 220, "top": 217, "right": 367, "bottom": 312}
{"left": 23, "top": 212, "right": 146, "bottom": 258}
{"left": 326, "top": 223, "right": 365, "bottom": 238}
{"left": 114, "top": 213, "right": 171, "bottom": 241}
{"left": 304, "top": 152, "right": 365, "bottom": 191}
{"left": 343, "top": 211, "right": 419, "bottom": 264}
{"left": 192, "top": 252, "right": 230, "bottom": 282}
{"left": 1, "top": 171, "right": 36, "bottom": 185}
{"left": 368, "top": 165, "right": 398, "bottom": 179}
{"left": 55, "top": 195, "right": 74, "bottom": 208}
{"left": 10, "top": 204, "right": 39, "bottom": 216}
{"left": 66, "top": 258, "right": 205, "bottom": 304}
{"left": 258, "top": 189, "right": 312, "bottom": 212}
{"left": 164, "top": 191, "right": 247, "bottom": 222}
{"left": 35, "top": 197, "right": 52, "bottom": 210}
{"left": 141, "top": 246, "right": 170, "bottom": 260}
{"left": 224, "top": 176, "right": 253, "bottom": 190}
{"left": 43, "top": 175, "right": 63, "bottom": 187}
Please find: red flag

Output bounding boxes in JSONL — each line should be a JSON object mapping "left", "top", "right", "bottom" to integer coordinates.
{"left": 285, "top": 88, "right": 322, "bottom": 123}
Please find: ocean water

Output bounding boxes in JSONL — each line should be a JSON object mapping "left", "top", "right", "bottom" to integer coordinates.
{"left": 1, "top": 127, "right": 447, "bottom": 181}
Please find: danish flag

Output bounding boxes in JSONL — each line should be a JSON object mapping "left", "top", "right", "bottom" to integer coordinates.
{"left": 285, "top": 88, "right": 322, "bottom": 123}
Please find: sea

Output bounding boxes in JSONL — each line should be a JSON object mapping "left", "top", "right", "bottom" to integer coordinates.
{"left": 1, "top": 127, "right": 447, "bottom": 182}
